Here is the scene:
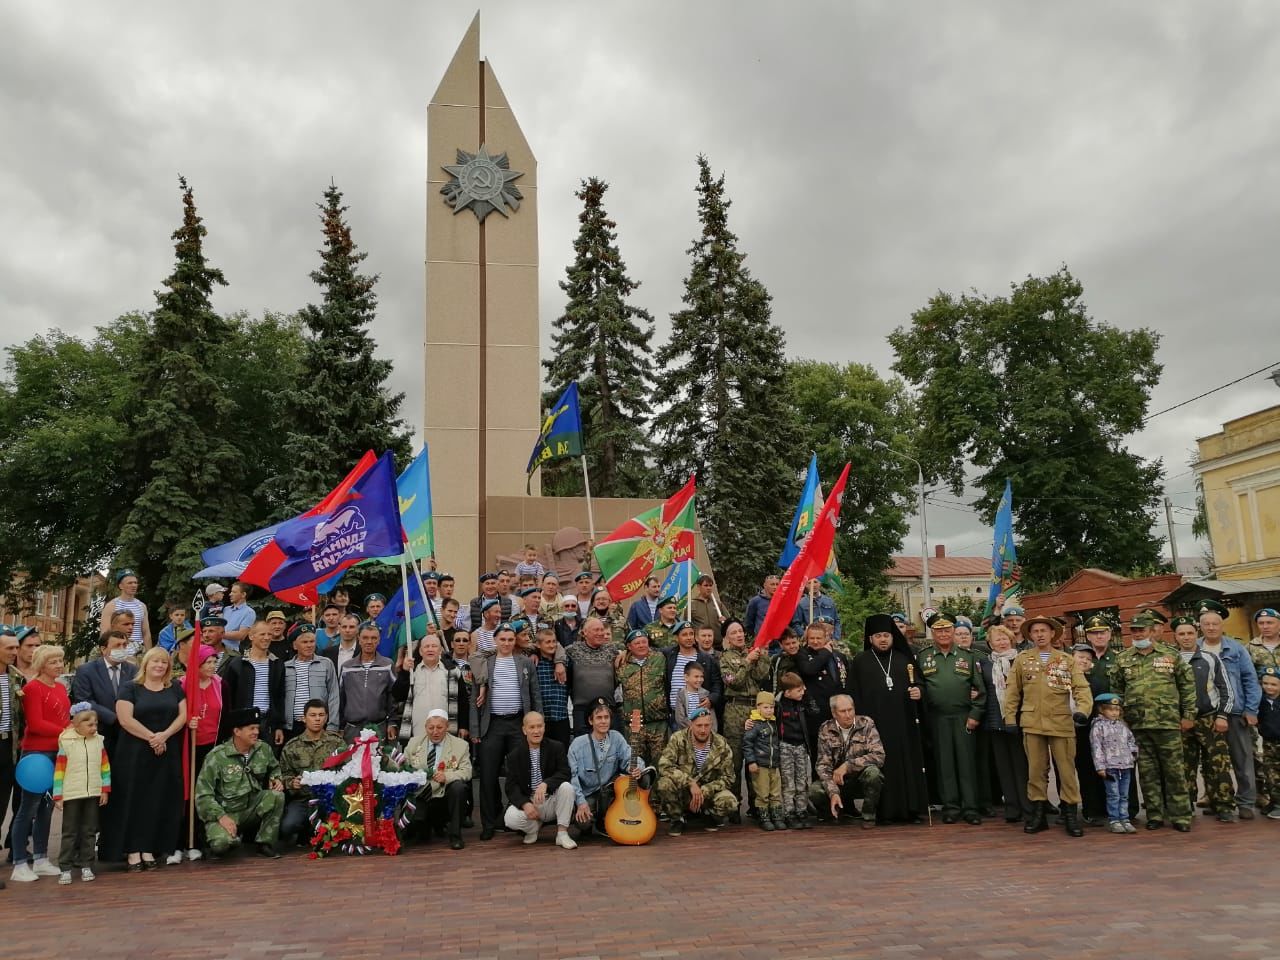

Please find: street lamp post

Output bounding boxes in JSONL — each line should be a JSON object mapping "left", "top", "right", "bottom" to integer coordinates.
{"left": 874, "top": 441, "right": 930, "bottom": 626}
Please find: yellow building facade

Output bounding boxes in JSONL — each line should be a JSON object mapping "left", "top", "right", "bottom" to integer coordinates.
{"left": 1190, "top": 402, "right": 1280, "bottom": 635}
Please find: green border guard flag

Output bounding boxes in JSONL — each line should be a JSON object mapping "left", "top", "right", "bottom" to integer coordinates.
{"left": 527, "top": 382, "right": 584, "bottom": 491}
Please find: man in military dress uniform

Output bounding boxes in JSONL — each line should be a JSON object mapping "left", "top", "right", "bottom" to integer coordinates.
{"left": 1110, "top": 621, "right": 1197, "bottom": 830}
{"left": 917, "top": 612, "right": 986, "bottom": 824}
{"left": 195, "top": 707, "right": 286, "bottom": 857}
{"left": 1002, "top": 615, "right": 1093, "bottom": 836}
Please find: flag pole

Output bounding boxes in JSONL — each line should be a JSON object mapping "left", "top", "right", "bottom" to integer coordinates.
{"left": 187, "top": 589, "right": 205, "bottom": 853}
{"left": 580, "top": 456, "right": 596, "bottom": 543}
{"left": 398, "top": 558, "right": 415, "bottom": 669}
{"left": 404, "top": 537, "right": 439, "bottom": 635}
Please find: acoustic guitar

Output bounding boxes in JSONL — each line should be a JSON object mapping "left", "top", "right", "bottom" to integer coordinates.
{"left": 604, "top": 710, "right": 657, "bottom": 845}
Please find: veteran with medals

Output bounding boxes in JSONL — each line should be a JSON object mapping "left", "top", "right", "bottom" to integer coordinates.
{"left": 916, "top": 611, "right": 986, "bottom": 824}
{"left": 1001, "top": 615, "right": 1093, "bottom": 836}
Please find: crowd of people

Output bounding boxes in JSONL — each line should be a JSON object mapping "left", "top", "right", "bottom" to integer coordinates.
{"left": 2, "top": 565, "right": 1278, "bottom": 888}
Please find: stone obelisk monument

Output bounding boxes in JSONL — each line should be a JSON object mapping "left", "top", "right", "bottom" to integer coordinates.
{"left": 425, "top": 15, "right": 541, "bottom": 578}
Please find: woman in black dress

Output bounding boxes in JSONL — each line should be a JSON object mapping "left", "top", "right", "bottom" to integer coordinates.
{"left": 110, "top": 647, "right": 187, "bottom": 870}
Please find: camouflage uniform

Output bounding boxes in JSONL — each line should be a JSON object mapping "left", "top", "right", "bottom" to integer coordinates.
{"left": 808, "top": 717, "right": 885, "bottom": 821}
{"left": 1247, "top": 639, "right": 1280, "bottom": 674}
{"left": 617, "top": 653, "right": 669, "bottom": 767}
{"left": 1110, "top": 647, "right": 1196, "bottom": 827}
{"left": 278, "top": 730, "right": 345, "bottom": 843}
{"left": 718, "top": 646, "right": 772, "bottom": 805}
{"left": 279, "top": 731, "right": 346, "bottom": 801}
{"left": 1182, "top": 714, "right": 1235, "bottom": 815}
{"left": 195, "top": 740, "right": 285, "bottom": 852}
{"left": 656, "top": 729, "right": 738, "bottom": 821}
{"left": 602, "top": 603, "right": 629, "bottom": 646}
{"left": 643, "top": 620, "right": 678, "bottom": 651}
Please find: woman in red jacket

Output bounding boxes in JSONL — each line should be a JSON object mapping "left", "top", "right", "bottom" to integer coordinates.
{"left": 10, "top": 644, "right": 71, "bottom": 883}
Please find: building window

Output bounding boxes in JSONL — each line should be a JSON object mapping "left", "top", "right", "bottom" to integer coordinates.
{"left": 50, "top": 592, "right": 60, "bottom": 620}
{"left": 35, "top": 591, "right": 45, "bottom": 616}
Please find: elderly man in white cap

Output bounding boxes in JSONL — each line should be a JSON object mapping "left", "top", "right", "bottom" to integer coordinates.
{"left": 404, "top": 708, "right": 472, "bottom": 849}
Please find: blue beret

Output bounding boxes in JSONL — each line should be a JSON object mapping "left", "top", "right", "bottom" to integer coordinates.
{"left": 1254, "top": 608, "right": 1279, "bottom": 621}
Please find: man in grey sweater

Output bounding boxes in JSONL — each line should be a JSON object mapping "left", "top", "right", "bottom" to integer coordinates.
{"left": 565, "top": 617, "right": 622, "bottom": 733}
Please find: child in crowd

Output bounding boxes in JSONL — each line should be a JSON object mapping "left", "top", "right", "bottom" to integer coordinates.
{"left": 514, "top": 545, "right": 545, "bottom": 581}
{"left": 743, "top": 691, "right": 783, "bottom": 830}
{"left": 157, "top": 602, "right": 191, "bottom": 653}
{"left": 776, "top": 671, "right": 812, "bottom": 829}
{"left": 53, "top": 703, "right": 111, "bottom": 883}
{"left": 1089, "top": 693, "right": 1138, "bottom": 834}
{"left": 1258, "top": 666, "right": 1280, "bottom": 819}
{"left": 674, "top": 662, "right": 715, "bottom": 731}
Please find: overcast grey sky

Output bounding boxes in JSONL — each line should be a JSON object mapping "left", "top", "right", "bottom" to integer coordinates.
{"left": 3, "top": 1, "right": 1279, "bottom": 564}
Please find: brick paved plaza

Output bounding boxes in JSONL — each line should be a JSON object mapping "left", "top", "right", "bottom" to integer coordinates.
{"left": 4, "top": 817, "right": 1277, "bottom": 960}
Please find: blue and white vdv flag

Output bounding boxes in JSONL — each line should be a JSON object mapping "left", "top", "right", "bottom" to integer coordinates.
{"left": 193, "top": 521, "right": 281, "bottom": 580}
{"left": 779, "top": 454, "right": 822, "bottom": 568}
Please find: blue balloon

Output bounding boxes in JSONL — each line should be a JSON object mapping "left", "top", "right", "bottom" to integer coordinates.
{"left": 16, "top": 753, "right": 54, "bottom": 794}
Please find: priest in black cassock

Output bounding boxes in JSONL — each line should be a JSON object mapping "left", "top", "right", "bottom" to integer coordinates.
{"left": 851, "top": 614, "right": 928, "bottom": 824}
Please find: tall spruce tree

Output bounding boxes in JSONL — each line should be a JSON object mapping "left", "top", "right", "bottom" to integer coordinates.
{"left": 542, "top": 178, "right": 656, "bottom": 498}
{"left": 117, "top": 177, "right": 250, "bottom": 603}
{"left": 268, "top": 183, "right": 410, "bottom": 517}
{"left": 652, "top": 156, "right": 797, "bottom": 606}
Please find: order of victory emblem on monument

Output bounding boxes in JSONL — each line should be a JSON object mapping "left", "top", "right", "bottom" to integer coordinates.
{"left": 440, "top": 144, "right": 524, "bottom": 222}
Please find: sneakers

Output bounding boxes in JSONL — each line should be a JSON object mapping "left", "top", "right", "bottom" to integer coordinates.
{"left": 522, "top": 828, "right": 539, "bottom": 845}
{"left": 1109, "top": 821, "right": 1127, "bottom": 834}
{"left": 554, "top": 831, "right": 577, "bottom": 850}
{"left": 1267, "top": 807, "right": 1280, "bottom": 820}
{"left": 32, "top": 858, "right": 61, "bottom": 877}
{"left": 1123, "top": 821, "right": 1136, "bottom": 833}
{"left": 81, "top": 868, "right": 95, "bottom": 882}
{"left": 1237, "top": 806, "right": 1255, "bottom": 821}
{"left": 10, "top": 863, "right": 38, "bottom": 883}
{"left": 58, "top": 871, "right": 72, "bottom": 885}
{"left": 165, "top": 851, "right": 183, "bottom": 866}
{"left": 668, "top": 819, "right": 686, "bottom": 836}
{"left": 186, "top": 849, "right": 203, "bottom": 861}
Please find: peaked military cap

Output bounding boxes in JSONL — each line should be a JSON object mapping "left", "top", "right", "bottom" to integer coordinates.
{"left": 1195, "top": 598, "right": 1229, "bottom": 618}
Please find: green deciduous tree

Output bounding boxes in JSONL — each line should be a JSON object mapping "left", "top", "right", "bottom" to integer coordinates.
{"left": 785, "top": 360, "right": 920, "bottom": 589}
{"left": 541, "top": 178, "right": 656, "bottom": 498}
{"left": 652, "top": 156, "right": 797, "bottom": 606}
{"left": 116, "top": 177, "right": 253, "bottom": 603}
{"left": 0, "top": 315, "right": 148, "bottom": 602}
{"left": 268, "top": 183, "right": 410, "bottom": 517}
{"left": 889, "top": 267, "right": 1164, "bottom": 588}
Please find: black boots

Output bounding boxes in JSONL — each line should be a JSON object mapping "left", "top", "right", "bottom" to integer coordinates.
{"left": 1024, "top": 801, "right": 1048, "bottom": 834}
{"left": 1063, "top": 803, "right": 1084, "bottom": 837}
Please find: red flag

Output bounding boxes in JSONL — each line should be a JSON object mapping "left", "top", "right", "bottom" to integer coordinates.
{"left": 240, "top": 451, "right": 378, "bottom": 605}
{"left": 182, "top": 618, "right": 204, "bottom": 803}
{"left": 752, "top": 462, "right": 851, "bottom": 650}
